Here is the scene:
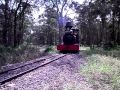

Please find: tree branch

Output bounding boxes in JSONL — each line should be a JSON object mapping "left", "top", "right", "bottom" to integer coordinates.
{"left": 60, "top": 0, "right": 67, "bottom": 14}
{"left": 11, "top": 0, "right": 16, "bottom": 10}
{"left": 19, "top": 0, "right": 29, "bottom": 18}
{"left": 15, "top": 0, "right": 22, "bottom": 15}
{"left": 0, "top": 0, "right": 4, "bottom": 4}
{"left": 51, "top": 0, "right": 59, "bottom": 13}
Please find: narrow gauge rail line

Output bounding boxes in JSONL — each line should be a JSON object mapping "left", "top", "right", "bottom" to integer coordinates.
{"left": 0, "top": 55, "right": 59, "bottom": 74}
{"left": 0, "top": 54, "right": 66, "bottom": 84}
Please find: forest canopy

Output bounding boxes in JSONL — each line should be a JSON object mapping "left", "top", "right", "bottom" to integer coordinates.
{"left": 0, "top": 0, "right": 120, "bottom": 48}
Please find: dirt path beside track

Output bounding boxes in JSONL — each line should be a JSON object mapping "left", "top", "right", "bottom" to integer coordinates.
{"left": 0, "top": 54, "right": 93, "bottom": 90}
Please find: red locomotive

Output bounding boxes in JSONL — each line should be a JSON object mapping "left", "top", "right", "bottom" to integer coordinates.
{"left": 57, "top": 22, "right": 79, "bottom": 53}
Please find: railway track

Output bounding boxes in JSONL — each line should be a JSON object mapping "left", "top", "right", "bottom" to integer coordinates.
{"left": 0, "top": 54, "right": 66, "bottom": 84}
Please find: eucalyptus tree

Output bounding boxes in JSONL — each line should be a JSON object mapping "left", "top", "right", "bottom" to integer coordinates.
{"left": 110, "top": 0, "right": 120, "bottom": 44}
{"left": 0, "top": 0, "right": 37, "bottom": 47}
{"left": 38, "top": 6, "right": 58, "bottom": 45}
{"left": 41, "top": 0, "right": 74, "bottom": 44}
{"left": 72, "top": 1, "right": 98, "bottom": 46}
{"left": 92, "top": 0, "right": 120, "bottom": 46}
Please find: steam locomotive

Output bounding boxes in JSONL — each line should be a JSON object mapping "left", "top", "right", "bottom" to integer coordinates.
{"left": 57, "top": 22, "right": 79, "bottom": 53}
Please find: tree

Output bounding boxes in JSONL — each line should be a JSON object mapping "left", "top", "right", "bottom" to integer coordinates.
{"left": 0, "top": 0, "right": 32, "bottom": 47}
{"left": 73, "top": 0, "right": 120, "bottom": 48}
{"left": 43, "top": 0, "right": 74, "bottom": 44}
{"left": 32, "top": 6, "right": 58, "bottom": 45}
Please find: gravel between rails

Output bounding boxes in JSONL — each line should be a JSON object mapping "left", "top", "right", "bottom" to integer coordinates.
{"left": 0, "top": 54, "right": 93, "bottom": 90}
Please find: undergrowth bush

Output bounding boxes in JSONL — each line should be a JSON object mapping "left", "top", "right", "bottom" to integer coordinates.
{"left": 44, "top": 46, "right": 53, "bottom": 53}
{"left": 0, "top": 44, "right": 47, "bottom": 69}
{"left": 81, "top": 46, "right": 120, "bottom": 58}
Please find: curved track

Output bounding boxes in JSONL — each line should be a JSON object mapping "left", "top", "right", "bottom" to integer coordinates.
{"left": 0, "top": 54, "right": 66, "bottom": 84}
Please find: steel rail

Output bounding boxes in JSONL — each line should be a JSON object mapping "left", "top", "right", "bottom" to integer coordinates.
{"left": 0, "top": 54, "right": 66, "bottom": 84}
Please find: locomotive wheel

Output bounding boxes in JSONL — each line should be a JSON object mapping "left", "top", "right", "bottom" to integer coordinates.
{"left": 59, "top": 50, "right": 79, "bottom": 54}
{"left": 71, "top": 50, "right": 79, "bottom": 54}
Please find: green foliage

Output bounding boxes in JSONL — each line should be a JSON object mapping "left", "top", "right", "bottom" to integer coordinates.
{"left": 44, "top": 46, "right": 53, "bottom": 53}
{"left": 0, "top": 45, "right": 47, "bottom": 69}
{"left": 80, "top": 47, "right": 120, "bottom": 90}
{"left": 81, "top": 46, "right": 120, "bottom": 58}
{"left": 75, "top": 0, "right": 120, "bottom": 46}
{"left": 0, "top": 45, "right": 13, "bottom": 53}
{"left": 81, "top": 55, "right": 112, "bottom": 74}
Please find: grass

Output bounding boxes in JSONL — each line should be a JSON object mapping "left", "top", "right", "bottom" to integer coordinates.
{"left": 80, "top": 46, "right": 120, "bottom": 58}
{"left": 0, "top": 45, "right": 58, "bottom": 70}
{"left": 80, "top": 46, "right": 120, "bottom": 90}
{"left": 0, "top": 44, "right": 47, "bottom": 69}
{"left": 44, "top": 46, "right": 58, "bottom": 54}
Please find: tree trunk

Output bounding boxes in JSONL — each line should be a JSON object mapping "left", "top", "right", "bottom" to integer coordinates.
{"left": 117, "top": 18, "right": 120, "bottom": 44}
{"left": 13, "top": 0, "right": 22, "bottom": 47}
{"left": 58, "top": 14, "right": 63, "bottom": 44}
{"left": 13, "top": 15, "right": 17, "bottom": 47}
{"left": 111, "top": 13, "right": 115, "bottom": 44}
{"left": 2, "top": 0, "right": 9, "bottom": 47}
{"left": 2, "top": 27, "right": 7, "bottom": 46}
{"left": 101, "top": 15, "right": 107, "bottom": 45}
